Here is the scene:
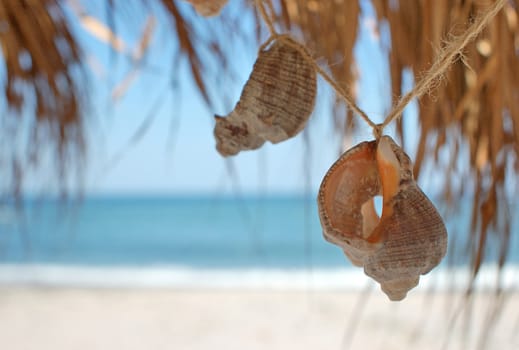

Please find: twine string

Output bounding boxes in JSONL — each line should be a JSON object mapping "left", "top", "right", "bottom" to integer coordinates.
{"left": 380, "top": 0, "right": 507, "bottom": 130}
{"left": 256, "top": 0, "right": 277, "bottom": 36}
{"left": 254, "top": 0, "right": 506, "bottom": 140}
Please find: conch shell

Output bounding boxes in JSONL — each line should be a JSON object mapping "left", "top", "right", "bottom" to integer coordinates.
{"left": 317, "top": 136, "right": 447, "bottom": 301}
{"left": 184, "top": 0, "right": 228, "bottom": 17}
{"left": 214, "top": 38, "right": 317, "bottom": 156}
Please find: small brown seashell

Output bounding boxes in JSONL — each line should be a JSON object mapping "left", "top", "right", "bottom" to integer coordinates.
{"left": 317, "top": 136, "right": 447, "bottom": 301}
{"left": 214, "top": 38, "right": 317, "bottom": 156}
{"left": 184, "top": 0, "right": 228, "bottom": 17}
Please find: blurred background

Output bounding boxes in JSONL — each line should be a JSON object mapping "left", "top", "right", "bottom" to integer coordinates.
{"left": 0, "top": 0, "right": 518, "bottom": 349}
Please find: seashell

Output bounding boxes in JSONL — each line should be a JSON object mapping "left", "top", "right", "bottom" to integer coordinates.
{"left": 214, "top": 38, "right": 317, "bottom": 156}
{"left": 184, "top": 0, "right": 228, "bottom": 17}
{"left": 317, "top": 136, "right": 448, "bottom": 301}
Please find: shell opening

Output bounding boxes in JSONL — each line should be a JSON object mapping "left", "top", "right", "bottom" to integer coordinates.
{"left": 360, "top": 196, "right": 382, "bottom": 238}
{"left": 373, "top": 195, "right": 383, "bottom": 217}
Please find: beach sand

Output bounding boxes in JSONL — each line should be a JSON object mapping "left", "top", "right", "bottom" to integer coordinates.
{"left": 0, "top": 287, "right": 517, "bottom": 350}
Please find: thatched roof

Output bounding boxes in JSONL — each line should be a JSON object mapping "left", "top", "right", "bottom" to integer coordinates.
{"left": 1, "top": 0, "right": 518, "bottom": 277}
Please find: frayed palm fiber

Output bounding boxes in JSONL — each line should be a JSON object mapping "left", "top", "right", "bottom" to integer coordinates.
{"left": 0, "top": 0, "right": 85, "bottom": 194}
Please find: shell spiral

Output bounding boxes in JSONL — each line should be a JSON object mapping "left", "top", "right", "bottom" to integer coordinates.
{"left": 214, "top": 38, "right": 317, "bottom": 156}
{"left": 317, "top": 136, "right": 447, "bottom": 301}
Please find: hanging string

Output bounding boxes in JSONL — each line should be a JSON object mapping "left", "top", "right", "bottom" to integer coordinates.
{"left": 380, "top": 0, "right": 507, "bottom": 130}
{"left": 254, "top": 0, "right": 506, "bottom": 139}
{"left": 255, "top": 0, "right": 276, "bottom": 36}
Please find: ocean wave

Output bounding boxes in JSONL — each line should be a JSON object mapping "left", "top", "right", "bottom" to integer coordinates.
{"left": 0, "top": 264, "right": 517, "bottom": 291}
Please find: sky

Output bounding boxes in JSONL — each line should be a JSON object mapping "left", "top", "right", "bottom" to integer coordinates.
{"left": 45, "top": 0, "right": 421, "bottom": 196}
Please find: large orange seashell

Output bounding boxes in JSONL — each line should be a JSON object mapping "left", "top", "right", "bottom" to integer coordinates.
{"left": 317, "top": 136, "right": 447, "bottom": 301}
{"left": 214, "top": 38, "right": 317, "bottom": 156}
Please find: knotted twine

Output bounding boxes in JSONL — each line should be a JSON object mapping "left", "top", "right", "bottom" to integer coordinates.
{"left": 255, "top": 0, "right": 507, "bottom": 140}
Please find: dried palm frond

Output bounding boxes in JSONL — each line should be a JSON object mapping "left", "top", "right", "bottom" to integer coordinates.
{"left": 111, "top": 15, "right": 157, "bottom": 101}
{"left": 78, "top": 14, "right": 126, "bottom": 53}
{"left": 278, "top": 0, "right": 361, "bottom": 137}
{"left": 156, "top": 0, "right": 248, "bottom": 106}
{"left": 1, "top": 0, "right": 245, "bottom": 199}
{"left": 0, "top": 0, "right": 87, "bottom": 196}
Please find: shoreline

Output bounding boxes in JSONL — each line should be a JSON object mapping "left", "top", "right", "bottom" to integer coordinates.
{"left": 0, "top": 287, "right": 517, "bottom": 350}
{"left": 0, "top": 264, "right": 517, "bottom": 292}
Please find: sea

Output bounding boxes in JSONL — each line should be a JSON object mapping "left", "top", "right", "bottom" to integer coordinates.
{"left": 0, "top": 196, "right": 517, "bottom": 291}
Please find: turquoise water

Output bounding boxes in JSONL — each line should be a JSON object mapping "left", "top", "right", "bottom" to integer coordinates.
{"left": 0, "top": 196, "right": 517, "bottom": 288}
{"left": 0, "top": 196, "right": 340, "bottom": 267}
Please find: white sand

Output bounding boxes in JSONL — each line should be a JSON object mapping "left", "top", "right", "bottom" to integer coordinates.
{"left": 0, "top": 288, "right": 517, "bottom": 350}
